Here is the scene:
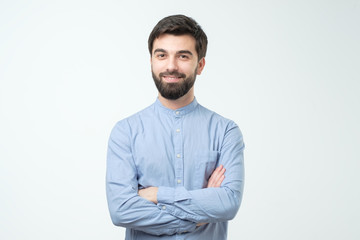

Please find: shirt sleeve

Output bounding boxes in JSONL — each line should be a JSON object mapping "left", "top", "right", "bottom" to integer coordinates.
{"left": 106, "top": 120, "right": 197, "bottom": 236}
{"left": 156, "top": 122, "right": 245, "bottom": 223}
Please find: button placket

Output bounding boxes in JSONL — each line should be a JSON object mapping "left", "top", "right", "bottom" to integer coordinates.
{"left": 174, "top": 112, "right": 183, "bottom": 187}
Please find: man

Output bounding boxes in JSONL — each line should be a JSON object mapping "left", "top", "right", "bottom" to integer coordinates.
{"left": 106, "top": 14, "right": 245, "bottom": 239}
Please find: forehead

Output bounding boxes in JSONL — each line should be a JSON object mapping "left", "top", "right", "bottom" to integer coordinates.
{"left": 152, "top": 34, "right": 196, "bottom": 54}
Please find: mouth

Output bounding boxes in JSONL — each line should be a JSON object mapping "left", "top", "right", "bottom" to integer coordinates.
{"left": 162, "top": 75, "right": 183, "bottom": 83}
{"left": 160, "top": 71, "right": 186, "bottom": 83}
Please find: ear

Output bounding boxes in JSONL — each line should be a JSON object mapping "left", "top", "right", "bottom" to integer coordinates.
{"left": 196, "top": 57, "right": 206, "bottom": 75}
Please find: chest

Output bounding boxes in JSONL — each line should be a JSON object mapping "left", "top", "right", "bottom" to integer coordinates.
{"left": 131, "top": 117, "right": 221, "bottom": 189}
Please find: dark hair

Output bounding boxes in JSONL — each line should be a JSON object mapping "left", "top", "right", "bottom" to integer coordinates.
{"left": 148, "top": 14, "right": 208, "bottom": 60}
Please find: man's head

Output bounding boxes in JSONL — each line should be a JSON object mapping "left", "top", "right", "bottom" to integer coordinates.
{"left": 149, "top": 15, "right": 207, "bottom": 100}
{"left": 148, "top": 14, "right": 208, "bottom": 61}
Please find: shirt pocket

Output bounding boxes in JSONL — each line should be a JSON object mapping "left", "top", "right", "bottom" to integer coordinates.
{"left": 195, "top": 150, "right": 219, "bottom": 188}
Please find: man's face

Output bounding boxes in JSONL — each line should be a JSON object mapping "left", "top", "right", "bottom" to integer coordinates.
{"left": 151, "top": 34, "right": 205, "bottom": 100}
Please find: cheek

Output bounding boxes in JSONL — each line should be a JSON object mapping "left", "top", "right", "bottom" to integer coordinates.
{"left": 151, "top": 65, "right": 160, "bottom": 75}
{"left": 151, "top": 61, "right": 166, "bottom": 74}
{"left": 179, "top": 63, "right": 197, "bottom": 75}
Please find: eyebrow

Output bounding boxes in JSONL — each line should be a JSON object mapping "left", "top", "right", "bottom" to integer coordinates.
{"left": 153, "top": 48, "right": 193, "bottom": 56}
{"left": 177, "top": 50, "right": 193, "bottom": 56}
{"left": 154, "top": 48, "right": 166, "bottom": 54}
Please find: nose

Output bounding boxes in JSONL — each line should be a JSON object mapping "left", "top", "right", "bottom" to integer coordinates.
{"left": 166, "top": 56, "right": 178, "bottom": 72}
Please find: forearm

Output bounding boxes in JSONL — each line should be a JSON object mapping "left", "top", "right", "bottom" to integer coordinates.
{"left": 156, "top": 181, "right": 243, "bottom": 223}
{"left": 137, "top": 165, "right": 235, "bottom": 224}
{"left": 107, "top": 184, "right": 196, "bottom": 235}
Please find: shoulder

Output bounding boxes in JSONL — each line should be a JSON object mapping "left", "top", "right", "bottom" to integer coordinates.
{"left": 194, "top": 103, "right": 244, "bottom": 148}
{"left": 110, "top": 103, "right": 155, "bottom": 136}
{"left": 196, "top": 103, "right": 239, "bottom": 130}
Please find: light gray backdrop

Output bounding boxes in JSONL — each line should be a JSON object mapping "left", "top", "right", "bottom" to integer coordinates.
{"left": 1, "top": 0, "right": 359, "bottom": 239}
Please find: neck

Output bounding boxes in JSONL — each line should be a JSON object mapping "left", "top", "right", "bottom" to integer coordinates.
{"left": 158, "top": 88, "right": 194, "bottom": 110}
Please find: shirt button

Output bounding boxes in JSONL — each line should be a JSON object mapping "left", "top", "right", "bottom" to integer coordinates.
{"left": 176, "top": 154, "right": 181, "bottom": 158}
{"left": 176, "top": 129, "right": 180, "bottom": 133}
{"left": 162, "top": 206, "right": 166, "bottom": 210}
{"left": 175, "top": 111, "right": 180, "bottom": 115}
{"left": 177, "top": 179, "right": 181, "bottom": 184}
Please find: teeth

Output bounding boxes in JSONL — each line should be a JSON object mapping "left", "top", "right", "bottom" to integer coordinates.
{"left": 163, "top": 76, "right": 181, "bottom": 81}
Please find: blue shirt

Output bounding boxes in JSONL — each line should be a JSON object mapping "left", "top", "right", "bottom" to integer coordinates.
{"left": 106, "top": 98, "right": 245, "bottom": 240}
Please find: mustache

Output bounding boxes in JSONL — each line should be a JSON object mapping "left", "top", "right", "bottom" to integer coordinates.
{"left": 159, "top": 71, "right": 186, "bottom": 79}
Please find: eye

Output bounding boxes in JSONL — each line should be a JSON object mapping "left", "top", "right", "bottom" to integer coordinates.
{"left": 179, "top": 54, "right": 189, "bottom": 59}
{"left": 156, "top": 53, "right": 166, "bottom": 59}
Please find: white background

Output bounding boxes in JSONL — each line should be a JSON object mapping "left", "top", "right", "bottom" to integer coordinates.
{"left": 1, "top": 0, "right": 359, "bottom": 239}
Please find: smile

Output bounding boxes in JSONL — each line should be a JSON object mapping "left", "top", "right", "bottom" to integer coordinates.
{"left": 163, "top": 76, "right": 182, "bottom": 83}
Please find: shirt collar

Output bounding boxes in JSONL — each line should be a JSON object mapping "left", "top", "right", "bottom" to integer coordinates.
{"left": 155, "top": 97, "right": 199, "bottom": 117}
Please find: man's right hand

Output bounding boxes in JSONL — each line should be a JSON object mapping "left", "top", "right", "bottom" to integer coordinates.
{"left": 207, "top": 164, "right": 226, "bottom": 188}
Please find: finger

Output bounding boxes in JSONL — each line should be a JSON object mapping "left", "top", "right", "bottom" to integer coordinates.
{"left": 211, "top": 167, "right": 225, "bottom": 184}
{"left": 215, "top": 164, "right": 223, "bottom": 172}
{"left": 208, "top": 166, "right": 226, "bottom": 188}
{"left": 212, "top": 169, "right": 225, "bottom": 187}
{"left": 212, "top": 165, "right": 223, "bottom": 177}
{"left": 215, "top": 174, "right": 225, "bottom": 187}
{"left": 207, "top": 165, "right": 222, "bottom": 187}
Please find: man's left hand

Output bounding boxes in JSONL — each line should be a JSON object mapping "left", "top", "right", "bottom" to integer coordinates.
{"left": 138, "top": 187, "right": 158, "bottom": 204}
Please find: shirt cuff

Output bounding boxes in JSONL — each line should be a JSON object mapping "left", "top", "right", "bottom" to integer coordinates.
{"left": 157, "top": 186, "right": 191, "bottom": 204}
{"left": 178, "top": 219, "right": 197, "bottom": 233}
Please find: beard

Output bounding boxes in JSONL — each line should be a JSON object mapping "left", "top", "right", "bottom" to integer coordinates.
{"left": 152, "top": 68, "right": 197, "bottom": 100}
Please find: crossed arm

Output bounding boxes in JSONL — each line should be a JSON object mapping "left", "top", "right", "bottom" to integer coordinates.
{"left": 107, "top": 120, "right": 244, "bottom": 235}
{"left": 138, "top": 165, "right": 226, "bottom": 227}
{"left": 138, "top": 165, "right": 226, "bottom": 204}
